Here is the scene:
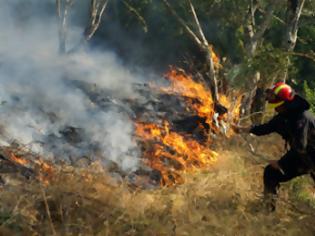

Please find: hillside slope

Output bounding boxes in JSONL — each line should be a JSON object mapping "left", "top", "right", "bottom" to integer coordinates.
{"left": 1, "top": 134, "right": 315, "bottom": 235}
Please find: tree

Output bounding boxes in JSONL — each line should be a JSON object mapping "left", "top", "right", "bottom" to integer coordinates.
{"left": 162, "top": 0, "right": 219, "bottom": 102}
{"left": 82, "top": 0, "right": 110, "bottom": 43}
{"left": 56, "top": 0, "right": 74, "bottom": 54}
{"left": 281, "top": 0, "right": 306, "bottom": 81}
{"left": 159, "top": 0, "right": 280, "bottom": 119}
{"left": 240, "top": 0, "right": 279, "bottom": 123}
{"left": 56, "top": 0, "right": 110, "bottom": 54}
{"left": 283, "top": 0, "right": 306, "bottom": 51}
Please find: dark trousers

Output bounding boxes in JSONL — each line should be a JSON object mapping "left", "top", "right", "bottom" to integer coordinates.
{"left": 264, "top": 150, "right": 315, "bottom": 196}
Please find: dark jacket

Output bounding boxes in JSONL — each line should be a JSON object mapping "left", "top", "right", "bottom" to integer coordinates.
{"left": 250, "top": 95, "right": 315, "bottom": 155}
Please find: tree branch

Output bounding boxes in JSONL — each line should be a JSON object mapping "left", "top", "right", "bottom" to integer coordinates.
{"left": 123, "top": 1, "right": 148, "bottom": 33}
{"left": 248, "top": 0, "right": 259, "bottom": 38}
{"left": 283, "top": 0, "right": 305, "bottom": 51}
{"left": 187, "top": 0, "right": 207, "bottom": 46}
{"left": 162, "top": 0, "right": 219, "bottom": 101}
{"left": 161, "top": 0, "right": 202, "bottom": 46}
{"left": 85, "top": 0, "right": 110, "bottom": 41}
{"left": 244, "top": 0, "right": 259, "bottom": 56}
{"left": 56, "top": 0, "right": 61, "bottom": 18}
{"left": 56, "top": 0, "right": 74, "bottom": 54}
{"left": 252, "top": 2, "right": 276, "bottom": 43}
{"left": 287, "top": 51, "right": 315, "bottom": 63}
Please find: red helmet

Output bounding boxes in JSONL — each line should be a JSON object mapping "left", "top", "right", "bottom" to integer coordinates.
{"left": 269, "top": 82, "right": 294, "bottom": 103}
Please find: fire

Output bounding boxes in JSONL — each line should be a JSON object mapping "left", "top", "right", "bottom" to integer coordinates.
{"left": 161, "top": 68, "right": 241, "bottom": 133}
{"left": 136, "top": 67, "right": 241, "bottom": 186}
{"left": 218, "top": 94, "right": 242, "bottom": 137}
{"left": 135, "top": 121, "right": 218, "bottom": 186}
{"left": 6, "top": 149, "right": 54, "bottom": 185}
{"left": 10, "top": 152, "right": 29, "bottom": 165}
{"left": 209, "top": 45, "right": 221, "bottom": 70}
{"left": 34, "top": 159, "right": 55, "bottom": 184}
{"left": 5, "top": 67, "right": 240, "bottom": 187}
{"left": 219, "top": 94, "right": 242, "bottom": 122}
{"left": 161, "top": 68, "right": 215, "bottom": 128}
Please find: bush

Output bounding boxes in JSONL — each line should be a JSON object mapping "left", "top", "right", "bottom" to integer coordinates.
{"left": 303, "top": 81, "right": 315, "bottom": 113}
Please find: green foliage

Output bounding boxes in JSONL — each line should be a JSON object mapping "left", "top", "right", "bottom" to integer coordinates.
{"left": 92, "top": 0, "right": 315, "bottom": 126}
{"left": 303, "top": 81, "right": 315, "bottom": 112}
{"left": 293, "top": 22, "right": 315, "bottom": 91}
{"left": 100, "top": 0, "right": 249, "bottom": 68}
{"left": 98, "top": 0, "right": 315, "bottom": 94}
{"left": 249, "top": 44, "right": 288, "bottom": 81}
{"left": 287, "top": 176, "right": 315, "bottom": 208}
{"left": 0, "top": 212, "right": 11, "bottom": 224}
{"left": 225, "top": 44, "right": 289, "bottom": 89}
{"left": 0, "top": 211, "right": 24, "bottom": 233}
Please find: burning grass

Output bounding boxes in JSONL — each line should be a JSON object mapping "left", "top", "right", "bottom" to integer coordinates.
{"left": 161, "top": 68, "right": 216, "bottom": 126}
{"left": 135, "top": 121, "right": 218, "bottom": 186}
{"left": 1, "top": 138, "right": 315, "bottom": 235}
{"left": 135, "top": 68, "right": 241, "bottom": 186}
{"left": 1, "top": 67, "right": 313, "bottom": 235}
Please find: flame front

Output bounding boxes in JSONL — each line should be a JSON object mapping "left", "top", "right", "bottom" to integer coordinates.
{"left": 10, "top": 152, "right": 29, "bottom": 166}
{"left": 7, "top": 149, "right": 54, "bottom": 185}
{"left": 161, "top": 68, "right": 215, "bottom": 127}
{"left": 136, "top": 67, "right": 241, "bottom": 186}
{"left": 135, "top": 121, "right": 218, "bottom": 186}
{"left": 5, "top": 62, "right": 240, "bottom": 187}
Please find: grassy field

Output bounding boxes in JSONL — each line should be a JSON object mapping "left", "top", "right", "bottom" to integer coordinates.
{"left": 1, "top": 135, "right": 315, "bottom": 235}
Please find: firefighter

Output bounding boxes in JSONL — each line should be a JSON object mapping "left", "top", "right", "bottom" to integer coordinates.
{"left": 233, "top": 82, "right": 315, "bottom": 211}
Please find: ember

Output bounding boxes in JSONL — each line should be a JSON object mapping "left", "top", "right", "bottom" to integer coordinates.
{"left": 2, "top": 147, "right": 55, "bottom": 185}
{"left": 10, "top": 152, "right": 29, "bottom": 166}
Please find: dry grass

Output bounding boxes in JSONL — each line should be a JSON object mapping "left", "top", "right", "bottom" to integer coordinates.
{"left": 1, "top": 135, "right": 315, "bottom": 235}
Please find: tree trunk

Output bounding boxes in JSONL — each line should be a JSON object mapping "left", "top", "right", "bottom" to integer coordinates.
{"left": 56, "top": 0, "right": 74, "bottom": 54}
{"left": 205, "top": 48, "right": 219, "bottom": 102}
{"left": 250, "top": 83, "right": 266, "bottom": 125}
{"left": 281, "top": 0, "right": 305, "bottom": 81}
{"left": 242, "top": 72, "right": 260, "bottom": 117}
{"left": 56, "top": 0, "right": 109, "bottom": 54}
{"left": 68, "top": 0, "right": 109, "bottom": 53}
{"left": 56, "top": 0, "right": 66, "bottom": 54}
{"left": 84, "top": 0, "right": 109, "bottom": 42}
{"left": 283, "top": 0, "right": 305, "bottom": 51}
{"left": 242, "top": 0, "right": 276, "bottom": 123}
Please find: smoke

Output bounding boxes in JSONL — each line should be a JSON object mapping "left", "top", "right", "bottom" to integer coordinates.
{"left": 0, "top": 1, "right": 144, "bottom": 172}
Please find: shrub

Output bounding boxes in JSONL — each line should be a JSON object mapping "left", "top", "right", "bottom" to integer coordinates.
{"left": 303, "top": 81, "right": 315, "bottom": 113}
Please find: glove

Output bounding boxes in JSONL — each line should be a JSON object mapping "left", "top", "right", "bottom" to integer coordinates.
{"left": 269, "top": 160, "right": 285, "bottom": 174}
{"left": 231, "top": 124, "right": 251, "bottom": 134}
{"left": 269, "top": 160, "right": 280, "bottom": 169}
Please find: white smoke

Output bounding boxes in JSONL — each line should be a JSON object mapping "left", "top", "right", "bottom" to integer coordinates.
{"left": 0, "top": 1, "right": 142, "bottom": 172}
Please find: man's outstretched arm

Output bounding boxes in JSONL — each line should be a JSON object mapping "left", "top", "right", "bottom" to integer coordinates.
{"left": 232, "top": 116, "right": 278, "bottom": 136}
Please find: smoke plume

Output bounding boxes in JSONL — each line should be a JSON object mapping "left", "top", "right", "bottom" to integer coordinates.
{"left": 0, "top": 0, "right": 143, "bottom": 172}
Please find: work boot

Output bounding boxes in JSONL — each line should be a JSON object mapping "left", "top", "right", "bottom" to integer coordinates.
{"left": 263, "top": 193, "right": 276, "bottom": 212}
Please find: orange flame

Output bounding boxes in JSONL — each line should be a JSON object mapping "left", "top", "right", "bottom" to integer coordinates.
{"left": 135, "top": 121, "right": 218, "bottom": 186}
{"left": 209, "top": 45, "right": 221, "bottom": 69}
{"left": 162, "top": 68, "right": 215, "bottom": 128}
{"left": 10, "top": 153, "right": 29, "bottom": 166}
{"left": 218, "top": 94, "right": 242, "bottom": 137}
{"left": 8, "top": 150, "right": 54, "bottom": 185}
{"left": 136, "top": 67, "right": 241, "bottom": 186}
